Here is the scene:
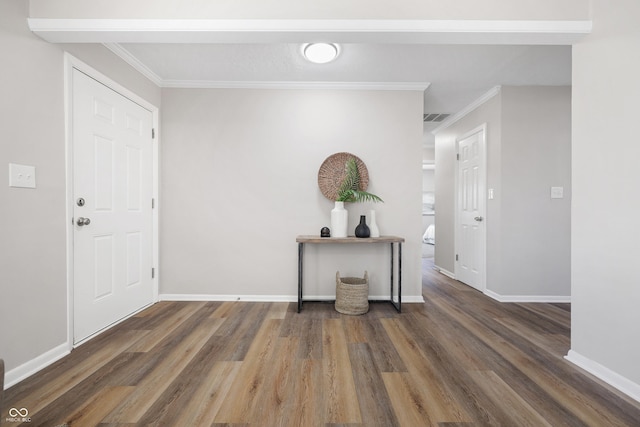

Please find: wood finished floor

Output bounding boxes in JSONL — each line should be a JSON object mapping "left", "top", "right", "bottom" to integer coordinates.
{"left": 4, "top": 259, "right": 640, "bottom": 426}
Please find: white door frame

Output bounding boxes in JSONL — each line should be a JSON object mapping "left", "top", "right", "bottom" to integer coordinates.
{"left": 64, "top": 53, "right": 159, "bottom": 349}
{"left": 454, "top": 123, "right": 487, "bottom": 292}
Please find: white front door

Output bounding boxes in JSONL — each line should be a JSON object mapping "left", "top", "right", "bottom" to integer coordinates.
{"left": 456, "top": 126, "right": 486, "bottom": 291}
{"left": 72, "top": 69, "right": 154, "bottom": 343}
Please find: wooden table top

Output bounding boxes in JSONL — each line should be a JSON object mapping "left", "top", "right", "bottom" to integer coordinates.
{"left": 296, "top": 235, "right": 404, "bottom": 244}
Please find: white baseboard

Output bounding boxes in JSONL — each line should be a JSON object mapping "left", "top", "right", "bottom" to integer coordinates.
{"left": 5, "top": 342, "right": 70, "bottom": 389}
{"left": 429, "top": 268, "right": 570, "bottom": 303}
{"left": 484, "top": 289, "right": 571, "bottom": 303}
{"left": 399, "top": 296, "right": 425, "bottom": 303}
{"left": 565, "top": 350, "right": 640, "bottom": 403}
{"left": 159, "top": 294, "right": 297, "bottom": 302}
{"left": 160, "top": 294, "right": 425, "bottom": 303}
{"left": 434, "top": 265, "right": 456, "bottom": 279}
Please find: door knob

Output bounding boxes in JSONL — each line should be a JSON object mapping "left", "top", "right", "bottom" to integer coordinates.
{"left": 76, "top": 217, "right": 91, "bottom": 226}
{"left": 474, "top": 216, "right": 483, "bottom": 222}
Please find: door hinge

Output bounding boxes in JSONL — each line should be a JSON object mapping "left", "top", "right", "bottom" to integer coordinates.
{"left": 152, "top": 128, "right": 155, "bottom": 139}
{"left": 152, "top": 198, "right": 155, "bottom": 209}
{"left": 152, "top": 267, "right": 155, "bottom": 279}
{"left": 456, "top": 254, "right": 459, "bottom": 261}
{"left": 456, "top": 153, "right": 460, "bottom": 161}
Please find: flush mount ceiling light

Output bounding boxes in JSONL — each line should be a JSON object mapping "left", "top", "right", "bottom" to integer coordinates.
{"left": 302, "top": 43, "right": 340, "bottom": 64}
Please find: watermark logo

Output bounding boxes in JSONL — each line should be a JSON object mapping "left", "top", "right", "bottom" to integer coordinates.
{"left": 6, "top": 407, "right": 31, "bottom": 423}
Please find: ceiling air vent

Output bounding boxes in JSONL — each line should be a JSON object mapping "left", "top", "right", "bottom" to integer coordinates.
{"left": 423, "top": 113, "right": 450, "bottom": 123}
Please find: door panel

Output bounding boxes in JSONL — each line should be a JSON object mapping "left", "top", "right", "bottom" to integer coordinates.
{"left": 126, "top": 232, "right": 142, "bottom": 286}
{"left": 94, "top": 235, "right": 114, "bottom": 299}
{"left": 72, "top": 69, "right": 154, "bottom": 343}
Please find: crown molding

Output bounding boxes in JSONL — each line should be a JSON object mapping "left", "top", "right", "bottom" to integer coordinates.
{"left": 103, "top": 43, "right": 163, "bottom": 86}
{"left": 29, "top": 19, "right": 591, "bottom": 45}
{"left": 431, "top": 86, "right": 502, "bottom": 134}
{"left": 161, "top": 80, "right": 430, "bottom": 91}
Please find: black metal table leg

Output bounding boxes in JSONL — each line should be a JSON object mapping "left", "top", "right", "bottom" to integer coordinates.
{"left": 390, "top": 242, "right": 394, "bottom": 309}
{"left": 398, "top": 242, "right": 402, "bottom": 313}
{"left": 389, "top": 242, "right": 402, "bottom": 313}
{"left": 298, "top": 242, "right": 303, "bottom": 313}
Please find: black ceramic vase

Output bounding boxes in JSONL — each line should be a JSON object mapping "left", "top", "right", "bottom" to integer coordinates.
{"left": 355, "top": 215, "right": 370, "bottom": 238}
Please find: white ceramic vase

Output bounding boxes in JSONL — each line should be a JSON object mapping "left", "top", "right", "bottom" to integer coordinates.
{"left": 369, "top": 209, "right": 380, "bottom": 238}
{"left": 331, "top": 201, "right": 348, "bottom": 237}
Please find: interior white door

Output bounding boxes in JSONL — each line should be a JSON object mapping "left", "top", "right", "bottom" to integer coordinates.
{"left": 456, "top": 127, "right": 486, "bottom": 291}
{"left": 72, "top": 69, "right": 154, "bottom": 343}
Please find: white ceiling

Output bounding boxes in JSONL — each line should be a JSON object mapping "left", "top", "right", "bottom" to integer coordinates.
{"left": 115, "top": 42, "right": 571, "bottom": 122}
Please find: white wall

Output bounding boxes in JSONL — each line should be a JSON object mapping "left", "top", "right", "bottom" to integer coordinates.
{"left": 422, "top": 144, "right": 435, "bottom": 163}
{"left": 160, "top": 88, "right": 424, "bottom": 300}
{"left": 29, "top": 0, "right": 589, "bottom": 20}
{"left": 570, "top": 0, "right": 640, "bottom": 392}
{"left": 500, "top": 86, "right": 571, "bottom": 298}
{"left": 0, "top": 0, "right": 160, "bottom": 380}
{"left": 0, "top": 0, "right": 67, "bottom": 377}
{"left": 434, "top": 86, "right": 571, "bottom": 299}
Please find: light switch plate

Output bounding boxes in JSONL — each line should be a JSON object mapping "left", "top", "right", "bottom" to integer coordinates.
{"left": 488, "top": 188, "right": 495, "bottom": 200}
{"left": 550, "top": 186, "right": 564, "bottom": 199}
{"left": 9, "top": 163, "right": 36, "bottom": 188}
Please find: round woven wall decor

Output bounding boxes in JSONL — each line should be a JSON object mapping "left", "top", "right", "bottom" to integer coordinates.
{"left": 317, "top": 152, "right": 369, "bottom": 201}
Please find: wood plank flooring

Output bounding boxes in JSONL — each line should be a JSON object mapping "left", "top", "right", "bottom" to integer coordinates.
{"left": 4, "top": 259, "right": 640, "bottom": 426}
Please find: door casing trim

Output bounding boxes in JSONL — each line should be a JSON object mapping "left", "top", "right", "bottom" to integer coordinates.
{"left": 63, "top": 52, "right": 160, "bottom": 349}
{"left": 454, "top": 123, "right": 487, "bottom": 292}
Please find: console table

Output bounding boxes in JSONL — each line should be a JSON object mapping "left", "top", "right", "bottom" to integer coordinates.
{"left": 296, "top": 235, "right": 404, "bottom": 313}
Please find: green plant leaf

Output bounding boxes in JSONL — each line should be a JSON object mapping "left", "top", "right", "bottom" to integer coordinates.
{"left": 337, "top": 158, "right": 359, "bottom": 200}
{"left": 336, "top": 157, "right": 383, "bottom": 203}
{"left": 337, "top": 190, "right": 383, "bottom": 203}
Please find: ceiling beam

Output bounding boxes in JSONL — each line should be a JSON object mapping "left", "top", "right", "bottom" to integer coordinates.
{"left": 28, "top": 19, "right": 591, "bottom": 45}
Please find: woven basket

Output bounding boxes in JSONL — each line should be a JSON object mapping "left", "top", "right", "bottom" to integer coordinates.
{"left": 335, "top": 271, "right": 369, "bottom": 315}
{"left": 318, "top": 152, "right": 369, "bottom": 201}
